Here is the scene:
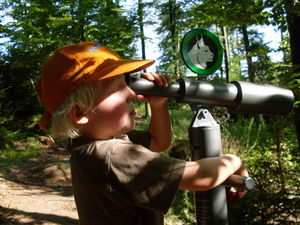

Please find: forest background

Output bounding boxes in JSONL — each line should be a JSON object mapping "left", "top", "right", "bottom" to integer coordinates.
{"left": 0, "top": 0, "right": 299, "bottom": 224}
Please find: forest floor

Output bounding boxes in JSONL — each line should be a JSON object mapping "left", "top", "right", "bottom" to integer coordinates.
{"left": 0, "top": 144, "right": 79, "bottom": 225}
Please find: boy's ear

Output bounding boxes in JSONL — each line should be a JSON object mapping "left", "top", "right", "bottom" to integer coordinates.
{"left": 69, "top": 104, "right": 89, "bottom": 125}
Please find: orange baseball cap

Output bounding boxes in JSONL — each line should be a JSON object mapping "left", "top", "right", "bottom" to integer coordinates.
{"left": 35, "top": 41, "right": 155, "bottom": 131}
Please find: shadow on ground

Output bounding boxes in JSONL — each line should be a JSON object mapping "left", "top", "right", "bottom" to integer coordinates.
{"left": 0, "top": 146, "right": 78, "bottom": 224}
{"left": 0, "top": 206, "right": 78, "bottom": 225}
{"left": 0, "top": 147, "right": 73, "bottom": 197}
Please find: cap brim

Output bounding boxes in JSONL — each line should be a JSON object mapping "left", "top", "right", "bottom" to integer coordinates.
{"left": 88, "top": 58, "right": 155, "bottom": 82}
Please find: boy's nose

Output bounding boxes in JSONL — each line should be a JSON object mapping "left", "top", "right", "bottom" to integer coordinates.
{"left": 126, "top": 86, "right": 136, "bottom": 102}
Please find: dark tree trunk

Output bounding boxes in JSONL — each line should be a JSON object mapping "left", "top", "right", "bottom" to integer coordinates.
{"left": 241, "top": 24, "right": 255, "bottom": 83}
{"left": 285, "top": 0, "right": 300, "bottom": 149}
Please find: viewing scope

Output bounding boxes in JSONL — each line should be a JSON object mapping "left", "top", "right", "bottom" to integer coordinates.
{"left": 130, "top": 77, "right": 294, "bottom": 115}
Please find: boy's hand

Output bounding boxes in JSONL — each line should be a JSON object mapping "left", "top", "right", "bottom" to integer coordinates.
{"left": 225, "top": 158, "right": 248, "bottom": 203}
{"left": 226, "top": 186, "right": 248, "bottom": 204}
{"left": 141, "top": 72, "right": 171, "bottom": 87}
{"left": 136, "top": 73, "right": 171, "bottom": 105}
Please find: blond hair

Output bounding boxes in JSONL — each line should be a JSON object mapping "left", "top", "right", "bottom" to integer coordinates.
{"left": 51, "top": 81, "right": 103, "bottom": 139}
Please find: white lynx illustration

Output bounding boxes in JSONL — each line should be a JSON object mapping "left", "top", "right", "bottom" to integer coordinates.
{"left": 188, "top": 35, "right": 214, "bottom": 69}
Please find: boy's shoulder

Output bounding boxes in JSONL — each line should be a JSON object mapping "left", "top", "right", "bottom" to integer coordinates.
{"left": 67, "top": 130, "right": 151, "bottom": 153}
{"left": 67, "top": 137, "right": 129, "bottom": 153}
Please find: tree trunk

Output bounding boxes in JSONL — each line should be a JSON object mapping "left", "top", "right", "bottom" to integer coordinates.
{"left": 285, "top": 0, "right": 300, "bottom": 149}
{"left": 241, "top": 24, "right": 255, "bottom": 82}
{"left": 138, "top": 0, "right": 146, "bottom": 62}
{"left": 241, "top": 24, "right": 264, "bottom": 123}
{"left": 169, "top": 0, "right": 180, "bottom": 79}
{"left": 275, "top": 118, "right": 286, "bottom": 190}
{"left": 222, "top": 26, "right": 230, "bottom": 82}
{"left": 138, "top": 0, "right": 149, "bottom": 118}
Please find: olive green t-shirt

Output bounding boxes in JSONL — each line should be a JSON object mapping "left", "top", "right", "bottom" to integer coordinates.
{"left": 67, "top": 131, "right": 186, "bottom": 225}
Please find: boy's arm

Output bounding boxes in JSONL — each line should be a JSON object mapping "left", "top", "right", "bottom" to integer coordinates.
{"left": 179, "top": 154, "right": 248, "bottom": 198}
{"left": 147, "top": 98, "right": 172, "bottom": 152}
{"left": 136, "top": 73, "right": 172, "bottom": 152}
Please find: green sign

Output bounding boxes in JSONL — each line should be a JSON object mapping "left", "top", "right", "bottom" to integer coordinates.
{"left": 181, "top": 28, "right": 223, "bottom": 75}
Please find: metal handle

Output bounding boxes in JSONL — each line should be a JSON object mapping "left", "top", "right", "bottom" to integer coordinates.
{"left": 222, "top": 175, "right": 254, "bottom": 190}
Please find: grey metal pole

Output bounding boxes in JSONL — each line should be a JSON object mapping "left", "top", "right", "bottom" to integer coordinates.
{"left": 189, "top": 109, "right": 228, "bottom": 225}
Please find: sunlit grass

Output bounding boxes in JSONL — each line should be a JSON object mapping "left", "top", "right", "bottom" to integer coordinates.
{"left": 0, "top": 148, "right": 41, "bottom": 159}
{"left": 0, "top": 137, "right": 45, "bottom": 176}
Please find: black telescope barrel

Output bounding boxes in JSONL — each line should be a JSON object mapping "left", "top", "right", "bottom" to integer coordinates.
{"left": 129, "top": 77, "right": 294, "bottom": 115}
{"left": 176, "top": 78, "right": 239, "bottom": 108}
{"left": 231, "top": 81, "right": 294, "bottom": 115}
{"left": 129, "top": 77, "right": 181, "bottom": 98}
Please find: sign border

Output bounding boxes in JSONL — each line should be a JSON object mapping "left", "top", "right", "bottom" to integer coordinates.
{"left": 181, "top": 28, "right": 223, "bottom": 75}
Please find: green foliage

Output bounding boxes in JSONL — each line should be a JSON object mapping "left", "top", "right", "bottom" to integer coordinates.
{"left": 134, "top": 101, "right": 193, "bottom": 141}
{"left": 223, "top": 116, "right": 299, "bottom": 224}
{"left": 155, "top": 0, "right": 191, "bottom": 79}
{"left": 0, "top": 132, "right": 44, "bottom": 177}
{"left": 189, "top": 0, "right": 270, "bottom": 28}
{"left": 170, "top": 105, "right": 193, "bottom": 140}
{"left": 166, "top": 189, "right": 196, "bottom": 225}
{"left": 0, "top": 141, "right": 41, "bottom": 159}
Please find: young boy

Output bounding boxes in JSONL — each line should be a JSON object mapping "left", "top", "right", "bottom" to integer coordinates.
{"left": 35, "top": 41, "right": 248, "bottom": 225}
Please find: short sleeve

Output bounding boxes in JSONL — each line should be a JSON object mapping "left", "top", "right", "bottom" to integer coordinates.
{"left": 107, "top": 141, "right": 186, "bottom": 214}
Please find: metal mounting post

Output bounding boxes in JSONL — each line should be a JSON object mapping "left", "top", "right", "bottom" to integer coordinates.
{"left": 189, "top": 108, "right": 228, "bottom": 225}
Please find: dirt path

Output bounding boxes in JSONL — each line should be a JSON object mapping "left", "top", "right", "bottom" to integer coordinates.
{"left": 0, "top": 147, "right": 79, "bottom": 225}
